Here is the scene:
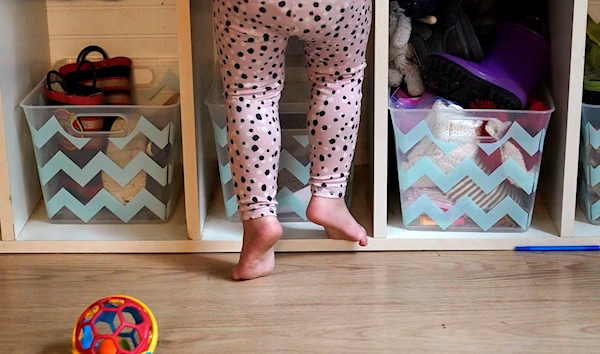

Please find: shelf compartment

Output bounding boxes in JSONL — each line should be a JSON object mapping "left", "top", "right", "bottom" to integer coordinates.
{"left": 376, "top": 0, "right": 590, "bottom": 238}
{"left": 17, "top": 195, "right": 187, "bottom": 242}
{"left": 0, "top": 0, "right": 198, "bottom": 242}
{"left": 388, "top": 195, "right": 559, "bottom": 239}
{"left": 201, "top": 166, "right": 373, "bottom": 241}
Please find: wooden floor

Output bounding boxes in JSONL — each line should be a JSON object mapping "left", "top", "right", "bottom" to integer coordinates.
{"left": 1, "top": 252, "right": 600, "bottom": 353}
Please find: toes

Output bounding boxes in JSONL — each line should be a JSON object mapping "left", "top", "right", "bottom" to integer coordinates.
{"left": 358, "top": 227, "right": 368, "bottom": 246}
{"left": 232, "top": 253, "right": 276, "bottom": 281}
{"left": 231, "top": 267, "right": 242, "bottom": 281}
{"left": 323, "top": 225, "right": 368, "bottom": 246}
{"left": 359, "top": 236, "right": 368, "bottom": 247}
{"left": 359, "top": 235, "right": 368, "bottom": 246}
{"left": 231, "top": 266, "right": 263, "bottom": 281}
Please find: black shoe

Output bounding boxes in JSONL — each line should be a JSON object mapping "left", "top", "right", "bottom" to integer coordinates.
{"left": 422, "top": 55, "right": 522, "bottom": 110}
{"left": 410, "top": 0, "right": 484, "bottom": 67}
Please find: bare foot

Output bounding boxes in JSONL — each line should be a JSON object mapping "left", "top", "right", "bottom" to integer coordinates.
{"left": 306, "top": 196, "right": 368, "bottom": 246}
{"left": 232, "top": 217, "right": 283, "bottom": 281}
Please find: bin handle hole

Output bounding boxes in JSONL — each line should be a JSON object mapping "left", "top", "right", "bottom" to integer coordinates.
{"left": 67, "top": 114, "right": 128, "bottom": 137}
{"left": 133, "top": 68, "right": 154, "bottom": 85}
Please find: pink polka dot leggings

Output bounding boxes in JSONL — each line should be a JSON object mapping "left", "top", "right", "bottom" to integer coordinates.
{"left": 213, "top": 0, "right": 372, "bottom": 220}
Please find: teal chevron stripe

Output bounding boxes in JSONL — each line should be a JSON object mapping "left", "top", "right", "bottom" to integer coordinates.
{"left": 277, "top": 187, "right": 308, "bottom": 220}
{"left": 585, "top": 164, "right": 600, "bottom": 187}
{"left": 538, "top": 129, "right": 547, "bottom": 153}
{"left": 29, "top": 117, "right": 90, "bottom": 150}
{"left": 581, "top": 180, "right": 600, "bottom": 221}
{"left": 219, "top": 162, "right": 233, "bottom": 185}
{"left": 293, "top": 135, "right": 309, "bottom": 147}
{"left": 224, "top": 194, "right": 239, "bottom": 218}
{"left": 280, "top": 150, "right": 310, "bottom": 184}
{"left": 402, "top": 194, "right": 529, "bottom": 231}
{"left": 589, "top": 199, "right": 600, "bottom": 221}
{"left": 393, "top": 120, "right": 458, "bottom": 154}
{"left": 108, "top": 118, "right": 171, "bottom": 150}
{"left": 393, "top": 119, "right": 546, "bottom": 156}
{"left": 400, "top": 157, "right": 536, "bottom": 194}
{"left": 139, "top": 71, "right": 180, "bottom": 101}
{"left": 46, "top": 188, "right": 167, "bottom": 222}
{"left": 478, "top": 122, "right": 545, "bottom": 156}
{"left": 584, "top": 122, "right": 600, "bottom": 149}
{"left": 29, "top": 116, "right": 174, "bottom": 151}
{"left": 582, "top": 122, "right": 590, "bottom": 147}
{"left": 582, "top": 183, "right": 600, "bottom": 221}
{"left": 213, "top": 121, "right": 227, "bottom": 148}
{"left": 38, "top": 151, "right": 168, "bottom": 187}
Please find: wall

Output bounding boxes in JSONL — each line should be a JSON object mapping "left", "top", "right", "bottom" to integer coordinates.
{"left": 46, "top": 0, "right": 179, "bottom": 62}
{"left": 0, "top": 0, "right": 51, "bottom": 238}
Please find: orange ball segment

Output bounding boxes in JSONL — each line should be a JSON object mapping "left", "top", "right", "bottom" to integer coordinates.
{"left": 97, "top": 339, "right": 118, "bottom": 354}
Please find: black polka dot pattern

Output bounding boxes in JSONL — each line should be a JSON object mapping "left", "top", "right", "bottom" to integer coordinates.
{"left": 213, "top": 0, "right": 372, "bottom": 220}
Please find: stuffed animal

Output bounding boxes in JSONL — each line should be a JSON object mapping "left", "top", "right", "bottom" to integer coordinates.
{"left": 389, "top": 2, "right": 425, "bottom": 96}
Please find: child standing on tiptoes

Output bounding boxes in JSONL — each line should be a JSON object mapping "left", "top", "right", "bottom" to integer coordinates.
{"left": 213, "top": 0, "right": 372, "bottom": 280}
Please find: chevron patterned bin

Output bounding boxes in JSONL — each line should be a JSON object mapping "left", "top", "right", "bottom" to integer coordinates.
{"left": 389, "top": 87, "right": 554, "bottom": 232}
{"left": 20, "top": 68, "right": 182, "bottom": 224}
{"left": 579, "top": 103, "right": 600, "bottom": 224}
{"left": 206, "top": 77, "right": 353, "bottom": 222}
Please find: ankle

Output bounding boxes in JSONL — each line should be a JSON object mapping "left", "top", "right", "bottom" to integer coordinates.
{"left": 308, "top": 195, "right": 346, "bottom": 209}
{"left": 242, "top": 216, "right": 283, "bottom": 241}
{"left": 307, "top": 196, "right": 346, "bottom": 221}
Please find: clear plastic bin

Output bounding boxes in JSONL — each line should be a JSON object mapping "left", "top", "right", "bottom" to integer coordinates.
{"left": 20, "top": 60, "right": 182, "bottom": 224}
{"left": 579, "top": 103, "right": 600, "bottom": 224}
{"left": 389, "top": 87, "right": 555, "bottom": 232}
{"left": 205, "top": 75, "right": 353, "bottom": 222}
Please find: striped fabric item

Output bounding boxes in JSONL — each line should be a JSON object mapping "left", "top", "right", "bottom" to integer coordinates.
{"left": 60, "top": 59, "right": 132, "bottom": 105}
{"left": 59, "top": 46, "right": 132, "bottom": 105}
{"left": 446, "top": 178, "right": 524, "bottom": 211}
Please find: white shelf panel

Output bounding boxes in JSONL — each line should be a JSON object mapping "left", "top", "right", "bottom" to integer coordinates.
{"left": 5, "top": 234, "right": 600, "bottom": 254}
{"left": 387, "top": 195, "right": 559, "bottom": 239}
{"left": 574, "top": 205, "right": 600, "bottom": 238}
{"left": 201, "top": 166, "right": 373, "bottom": 241}
{"left": 16, "top": 196, "right": 188, "bottom": 242}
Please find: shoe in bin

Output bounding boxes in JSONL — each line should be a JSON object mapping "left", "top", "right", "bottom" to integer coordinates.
{"left": 422, "top": 22, "right": 550, "bottom": 110}
{"left": 410, "top": 0, "right": 484, "bottom": 66}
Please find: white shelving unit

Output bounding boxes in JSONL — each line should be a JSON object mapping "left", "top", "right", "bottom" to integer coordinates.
{"left": 0, "top": 0, "right": 196, "bottom": 252}
{"left": 1, "top": 0, "right": 599, "bottom": 254}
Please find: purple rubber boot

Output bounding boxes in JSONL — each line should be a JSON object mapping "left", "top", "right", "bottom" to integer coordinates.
{"left": 422, "top": 22, "right": 550, "bottom": 109}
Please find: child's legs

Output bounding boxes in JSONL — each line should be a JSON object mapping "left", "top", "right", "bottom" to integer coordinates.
{"left": 297, "top": 0, "right": 373, "bottom": 198}
{"left": 213, "top": 0, "right": 290, "bottom": 221}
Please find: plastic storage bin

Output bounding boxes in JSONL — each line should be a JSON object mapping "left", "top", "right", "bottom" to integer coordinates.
{"left": 389, "top": 88, "right": 555, "bottom": 232}
{"left": 579, "top": 103, "right": 600, "bottom": 224}
{"left": 20, "top": 60, "right": 183, "bottom": 223}
{"left": 205, "top": 72, "right": 353, "bottom": 222}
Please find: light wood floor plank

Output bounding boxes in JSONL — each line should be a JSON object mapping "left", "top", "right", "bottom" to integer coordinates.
{"left": 1, "top": 252, "right": 600, "bottom": 353}
{"left": 523, "top": 252, "right": 600, "bottom": 301}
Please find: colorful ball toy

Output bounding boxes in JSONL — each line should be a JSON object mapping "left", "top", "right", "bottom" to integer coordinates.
{"left": 72, "top": 295, "right": 158, "bottom": 354}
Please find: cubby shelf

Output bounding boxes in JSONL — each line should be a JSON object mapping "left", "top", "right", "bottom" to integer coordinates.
{"left": 0, "top": 0, "right": 599, "bottom": 254}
